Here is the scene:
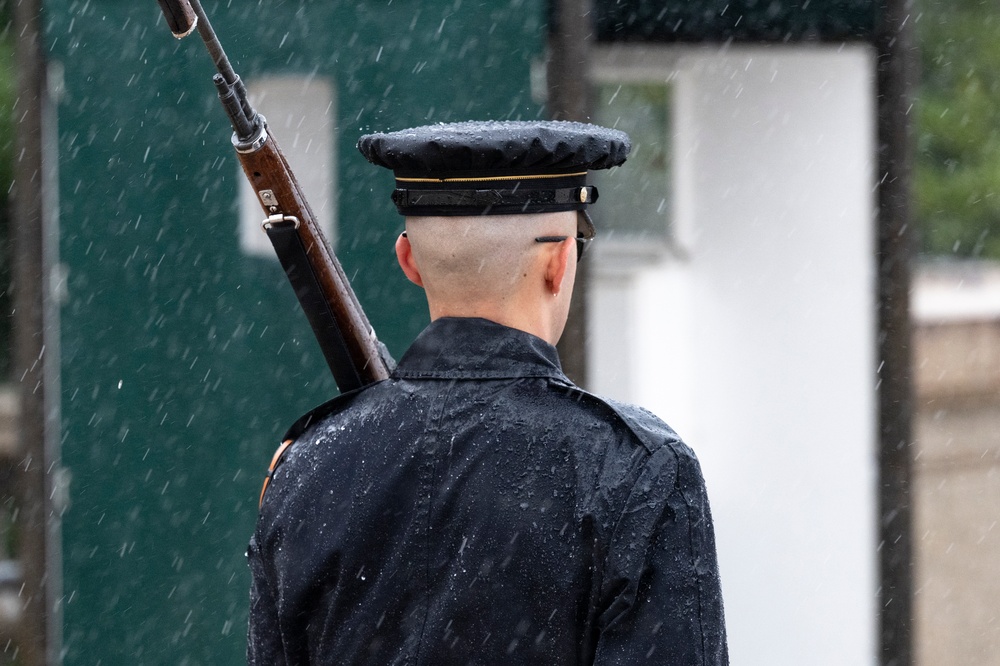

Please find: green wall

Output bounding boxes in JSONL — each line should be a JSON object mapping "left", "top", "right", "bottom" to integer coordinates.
{"left": 45, "top": 1, "right": 544, "bottom": 662}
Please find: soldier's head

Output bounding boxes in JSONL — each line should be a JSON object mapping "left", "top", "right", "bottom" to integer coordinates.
{"left": 357, "top": 120, "right": 630, "bottom": 344}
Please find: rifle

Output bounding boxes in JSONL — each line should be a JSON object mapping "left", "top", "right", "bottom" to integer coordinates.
{"left": 154, "top": 0, "right": 395, "bottom": 392}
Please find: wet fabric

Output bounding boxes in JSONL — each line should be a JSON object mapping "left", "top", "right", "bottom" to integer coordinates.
{"left": 248, "top": 318, "right": 728, "bottom": 665}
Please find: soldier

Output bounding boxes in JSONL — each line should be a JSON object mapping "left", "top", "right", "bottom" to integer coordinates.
{"left": 247, "top": 120, "right": 728, "bottom": 665}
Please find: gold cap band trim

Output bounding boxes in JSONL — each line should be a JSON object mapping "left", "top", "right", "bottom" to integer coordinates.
{"left": 395, "top": 171, "right": 587, "bottom": 184}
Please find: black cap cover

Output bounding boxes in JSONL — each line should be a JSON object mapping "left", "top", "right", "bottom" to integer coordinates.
{"left": 357, "top": 120, "right": 630, "bottom": 216}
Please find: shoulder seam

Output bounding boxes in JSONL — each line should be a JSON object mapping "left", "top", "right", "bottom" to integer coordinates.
{"left": 544, "top": 378, "right": 679, "bottom": 456}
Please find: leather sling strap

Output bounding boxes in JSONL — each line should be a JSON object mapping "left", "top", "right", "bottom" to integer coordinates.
{"left": 259, "top": 439, "right": 294, "bottom": 509}
{"left": 264, "top": 222, "right": 363, "bottom": 392}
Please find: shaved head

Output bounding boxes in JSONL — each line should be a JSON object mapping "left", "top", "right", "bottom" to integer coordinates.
{"left": 394, "top": 210, "right": 579, "bottom": 343}
{"left": 404, "top": 212, "right": 576, "bottom": 305}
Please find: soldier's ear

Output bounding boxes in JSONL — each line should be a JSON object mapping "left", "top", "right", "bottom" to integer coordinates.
{"left": 395, "top": 231, "right": 424, "bottom": 287}
{"left": 544, "top": 235, "right": 574, "bottom": 296}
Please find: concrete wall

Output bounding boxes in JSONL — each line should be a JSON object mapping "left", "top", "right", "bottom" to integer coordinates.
{"left": 589, "top": 45, "right": 878, "bottom": 664}
{"left": 912, "top": 262, "right": 1000, "bottom": 665}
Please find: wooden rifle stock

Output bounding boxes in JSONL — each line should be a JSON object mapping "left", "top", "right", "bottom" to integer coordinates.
{"left": 238, "top": 127, "right": 394, "bottom": 392}
{"left": 154, "top": 0, "right": 394, "bottom": 391}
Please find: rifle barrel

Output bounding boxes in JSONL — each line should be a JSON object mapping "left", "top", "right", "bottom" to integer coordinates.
{"left": 184, "top": 0, "right": 239, "bottom": 85}
{"left": 153, "top": 0, "right": 395, "bottom": 389}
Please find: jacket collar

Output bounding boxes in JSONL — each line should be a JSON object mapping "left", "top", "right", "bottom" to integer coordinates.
{"left": 393, "top": 317, "right": 568, "bottom": 381}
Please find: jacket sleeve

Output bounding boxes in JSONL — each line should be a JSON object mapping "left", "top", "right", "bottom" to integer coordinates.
{"left": 246, "top": 532, "right": 287, "bottom": 666}
{"left": 593, "top": 445, "right": 728, "bottom": 665}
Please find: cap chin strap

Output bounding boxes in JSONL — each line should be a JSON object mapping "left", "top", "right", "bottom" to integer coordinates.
{"left": 577, "top": 209, "right": 596, "bottom": 240}
{"left": 391, "top": 185, "right": 598, "bottom": 216}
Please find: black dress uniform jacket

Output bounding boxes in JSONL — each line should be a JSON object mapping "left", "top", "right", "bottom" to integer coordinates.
{"left": 248, "top": 317, "right": 728, "bottom": 665}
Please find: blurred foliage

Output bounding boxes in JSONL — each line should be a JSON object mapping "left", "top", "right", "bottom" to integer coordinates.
{"left": 916, "top": 0, "right": 1000, "bottom": 258}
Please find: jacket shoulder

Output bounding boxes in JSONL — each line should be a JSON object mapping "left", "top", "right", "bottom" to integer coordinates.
{"left": 549, "top": 378, "right": 691, "bottom": 459}
{"left": 280, "top": 382, "right": 378, "bottom": 442}
{"left": 257, "top": 383, "right": 380, "bottom": 509}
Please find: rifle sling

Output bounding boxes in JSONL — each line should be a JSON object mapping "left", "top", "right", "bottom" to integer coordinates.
{"left": 265, "top": 223, "right": 364, "bottom": 393}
